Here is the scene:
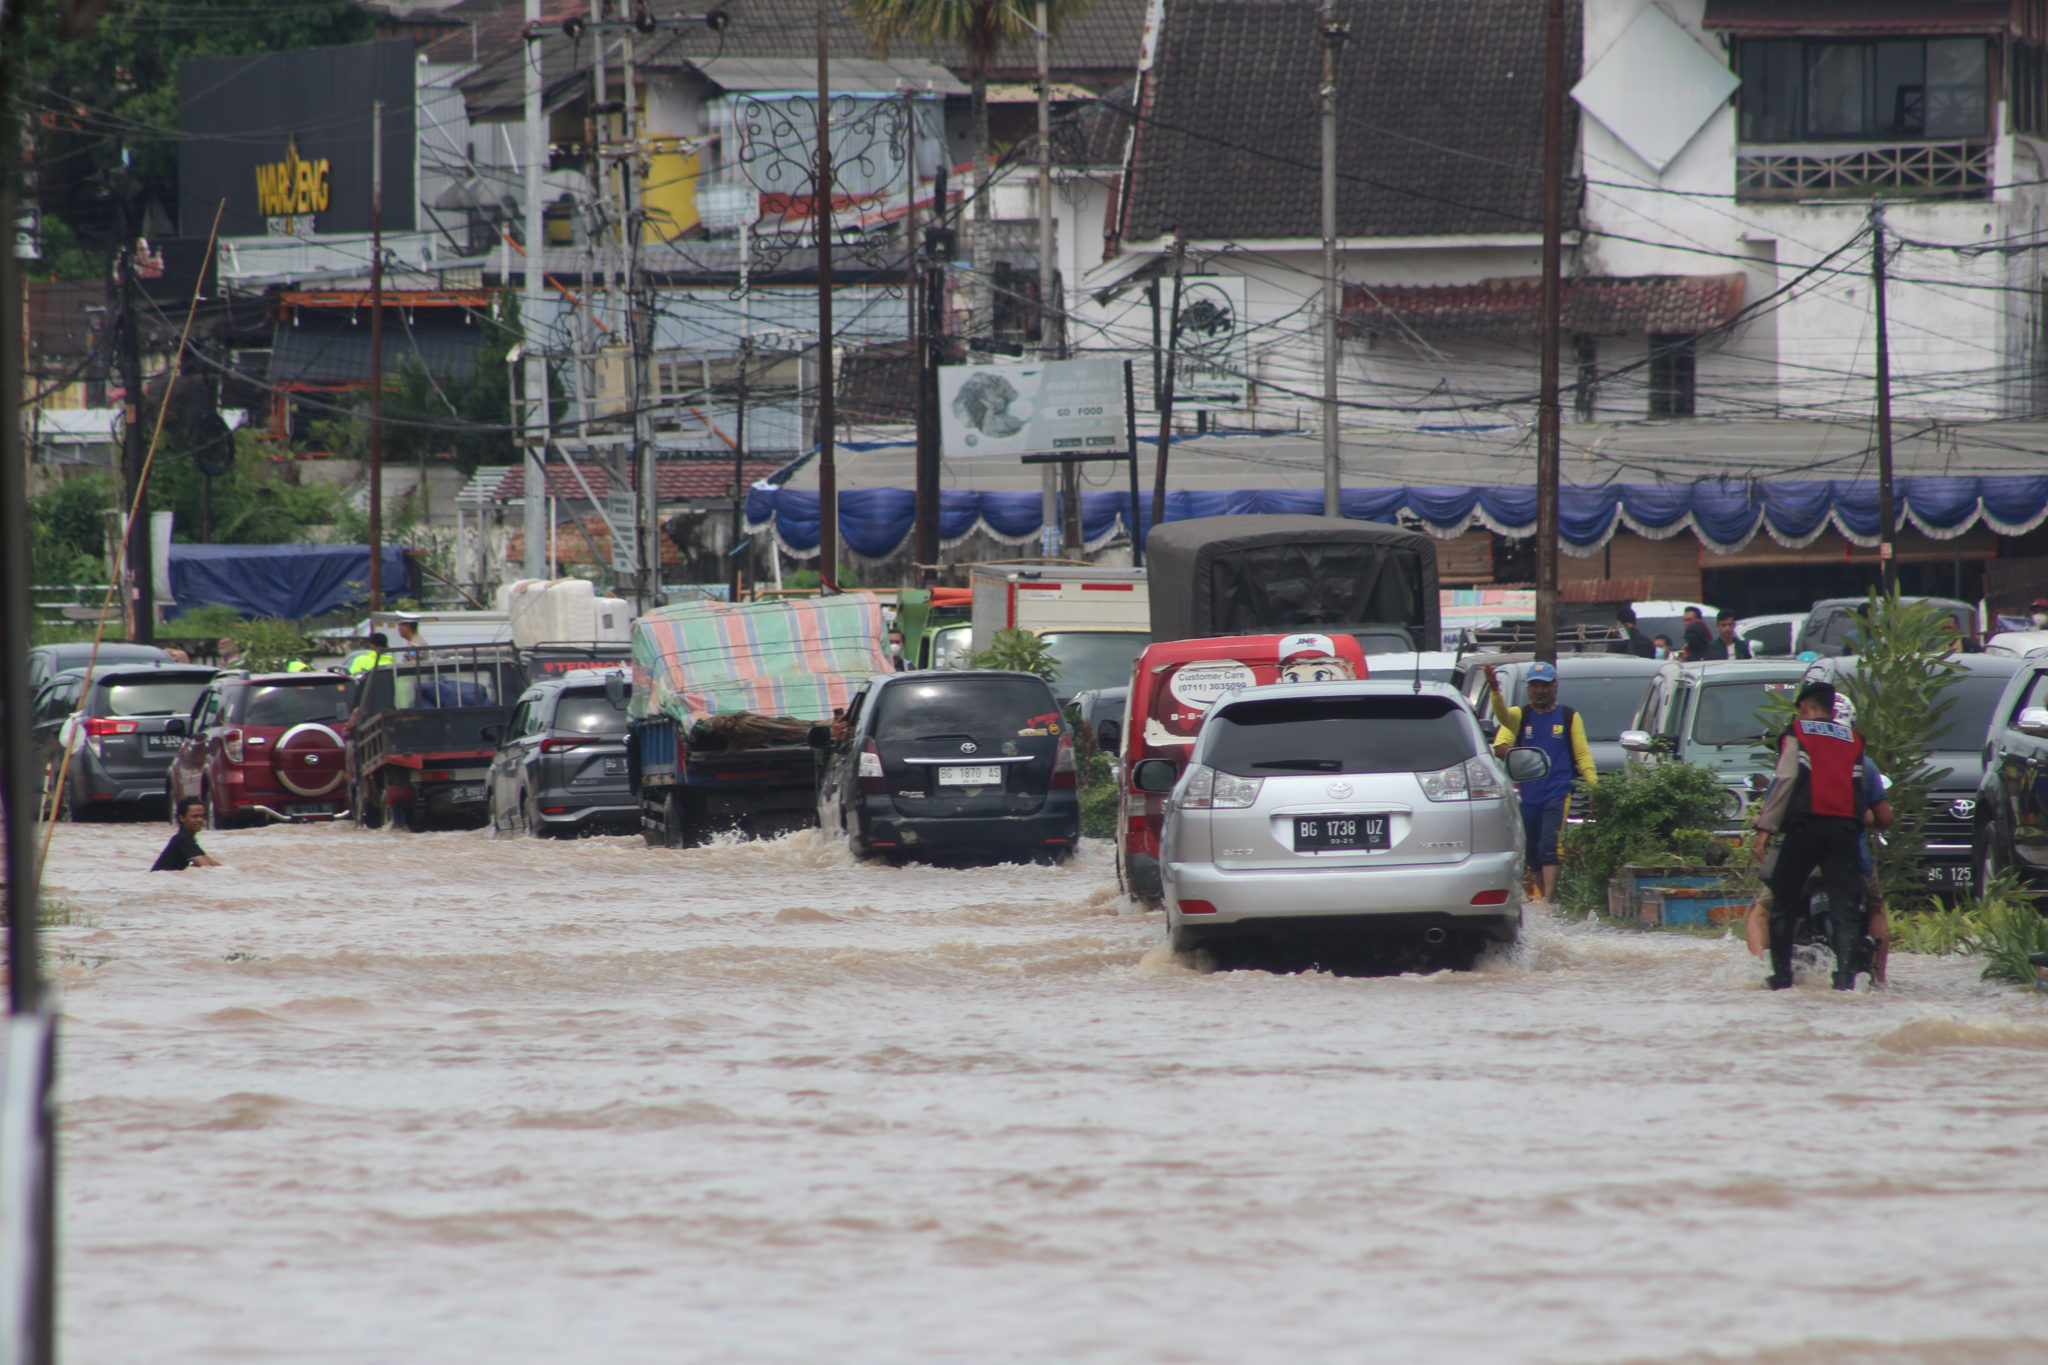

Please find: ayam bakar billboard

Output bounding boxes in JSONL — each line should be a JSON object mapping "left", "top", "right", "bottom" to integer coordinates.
{"left": 178, "top": 39, "right": 416, "bottom": 238}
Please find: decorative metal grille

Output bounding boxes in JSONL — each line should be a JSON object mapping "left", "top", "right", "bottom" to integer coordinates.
{"left": 724, "top": 93, "right": 916, "bottom": 294}
{"left": 1735, "top": 140, "right": 1993, "bottom": 201}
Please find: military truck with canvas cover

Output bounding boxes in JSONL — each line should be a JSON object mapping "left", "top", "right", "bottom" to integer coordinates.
{"left": 1145, "top": 514, "right": 1440, "bottom": 655}
{"left": 627, "top": 594, "right": 891, "bottom": 847}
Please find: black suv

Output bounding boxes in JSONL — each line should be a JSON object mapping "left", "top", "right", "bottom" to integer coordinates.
{"left": 486, "top": 670, "right": 636, "bottom": 836}
{"left": 813, "top": 670, "right": 1080, "bottom": 862}
{"left": 32, "top": 663, "right": 220, "bottom": 819}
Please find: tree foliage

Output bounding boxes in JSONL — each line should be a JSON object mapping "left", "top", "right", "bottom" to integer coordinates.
{"left": 16, "top": 1, "right": 374, "bottom": 280}
{"left": 1837, "top": 590, "right": 1965, "bottom": 914}
{"left": 147, "top": 429, "right": 341, "bottom": 543}
{"left": 29, "top": 471, "right": 115, "bottom": 584}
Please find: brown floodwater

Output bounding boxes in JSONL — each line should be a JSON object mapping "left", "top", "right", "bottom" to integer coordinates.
{"left": 35, "top": 820, "right": 2048, "bottom": 1363}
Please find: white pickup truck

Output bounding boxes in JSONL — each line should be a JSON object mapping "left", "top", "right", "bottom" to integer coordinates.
{"left": 968, "top": 565, "right": 1151, "bottom": 700}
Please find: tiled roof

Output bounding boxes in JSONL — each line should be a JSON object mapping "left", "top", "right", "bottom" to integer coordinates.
{"left": 270, "top": 316, "right": 483, "bottom": 386}
{"left": 836, "top": 342, "right": 918, "bottom": 425}
{"left": 1701, "top": 1, "right": 2011, "bottom": 35}
{"left": 1342, "top": 274, "right": 1747, "bottom": 338}
{"left": 451, "top": 0, "right": 1148, "bottom": 118}
{"left": 488, "top": 458, "right": 785, "bottom": 504}
{"left": 1121, "top": 0, "right": 1580, "bottom": 244}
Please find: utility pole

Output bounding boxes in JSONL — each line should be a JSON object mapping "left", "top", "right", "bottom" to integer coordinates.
{"left": 1150, "top": 237, "right": 1185, "bottom": 531}
{"left": 522, "top": 0, "right": 549, "bottom": 581}
{"left": 1870, "top": 204, "right": 1898, "bottom": 595}
{"left": 625, "top": 16, "right": 659, "bottom": 611}
{"left": 1534, "top": 0, "right": 1566, "bottom": 663}
{"left": 730, "top": 339, "right": 749, "bottom": 601}
{"left": 116, "top": 150, "right": 153, "bottom": 643}
{"left": 915, "top": 165, "right": 948, "bottom": 577}
{"left": 1318, "top": 0, "right": 1343, "bottom": 518}
{"left": 368, "top": 100, "right": 385, "bottom": 612}
{"left": 814, "top": 0, "right": 838, "bottom": 585}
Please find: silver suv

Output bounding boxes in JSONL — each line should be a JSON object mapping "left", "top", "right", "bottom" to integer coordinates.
{"left": 1133, "top": 680, "right": 1548, "bottom": 970}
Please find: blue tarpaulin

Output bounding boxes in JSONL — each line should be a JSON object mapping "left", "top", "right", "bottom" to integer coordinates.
{"left": 167, "top": 543, "right": 409, "bottom": 620}
{"left": 745, "top": 478, "right": 2048, "bottom": 559}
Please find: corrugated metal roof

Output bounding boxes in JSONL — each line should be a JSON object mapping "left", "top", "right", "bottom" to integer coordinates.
{"left": 269, "top": 316, "right": 483, "bottom": 386}
{"left": 1342, "top": 274, "right": 1747, "bottom": 338}
{"left": 488, "top": 459, "right": 786, "bottom": 504}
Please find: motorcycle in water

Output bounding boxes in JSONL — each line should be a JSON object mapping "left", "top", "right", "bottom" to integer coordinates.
{"left": 1788, "top": 877, "right": 1877, "bottom": 991}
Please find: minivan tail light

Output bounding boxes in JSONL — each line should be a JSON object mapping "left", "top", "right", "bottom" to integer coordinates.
{"left": 1178, "top": 764, "right": 1261, "bottom": 809}
{"left": 222, "top": 728, "right": 245, "bottom": 764}
{"left": 82, "top": 718, "right": 137, "bottom": 736}
{"left": 1050, "top": 731, "right": 1076, "bottom": 789}
{"left": 1463, "top": 757, "right": 1502, "bottom": 800}
{"left": 857, "top": 740, "right": 886, "bottom": 794}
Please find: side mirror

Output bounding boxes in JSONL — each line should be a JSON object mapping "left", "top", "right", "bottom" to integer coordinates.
{"left": 807, "top": 724, "right": 834, "bottom": 750}
{"left": 604, "top": 671, "right": 627, "bottom": 708}
{"left": 1505, "top": 746, "right": 1551, "bottom": 783}
{"left": 1096, "top": 718, "right": 1121, "bottom": 752}
{"left": 1618, "top": 729, "right": 1655, "bottom": 753}
{"left": 480, "top": 724, "right": 503, "bottom": 745}
{"left": 162, "top": 717, "right": 187, "bottom": 737}
{"left": 2016, "top": 706, "right": 2048, "bottom": 739}
{"left": 1131, "top": 757, "right": 1178, "bottom": 793}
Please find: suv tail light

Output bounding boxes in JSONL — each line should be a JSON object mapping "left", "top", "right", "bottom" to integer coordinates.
{"left": 1421, "top": 757, "right": 1502, "bottom": 802}
{"left": 1178, "top": 764, "right": 1262, "bottom": 810}
{"left": 221, "top": 728, "right": 244, "bottom": 764}
{"left": 1050, "top": 730, "right": 1076, "bottom": 789}
{"left": 539, "top": 736, "right": 590, "bottom": 753}
{"left": 857, "top": 740, "right": 886, "bottom": 794}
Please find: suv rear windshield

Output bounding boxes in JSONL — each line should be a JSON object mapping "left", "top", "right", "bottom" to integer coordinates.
{"left": 553, "top": 689, "right": 629, "bottom": 735}
{"left": 97, "top": 676, "right": 212, "bottom": 717}
{"left": 1205, "top": 694, "right": 1474, "bottom": 775}
{"left": 1692, "top": 680, "right": 1797, "bottom": 746}
{"left": 1038, "top": 632, "right": 1148, "bottom": 697}
{"left": 1517, "top": 674, "right": 1650, "bottom": 742}
{"left": 873, "top": 676, "right": 1057, "bottom": 741}
{"left": 240, "top": 682, "right": 352, "bottom": 727}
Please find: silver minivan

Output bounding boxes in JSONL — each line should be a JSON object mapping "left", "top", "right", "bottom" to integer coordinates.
{"left": 1134, "top": 680, "right": 1549, "bottom": 969}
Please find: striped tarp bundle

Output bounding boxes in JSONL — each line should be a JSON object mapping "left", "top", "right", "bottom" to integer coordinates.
{"left": 630, "top": 593, "right": 891, "bottom": 726}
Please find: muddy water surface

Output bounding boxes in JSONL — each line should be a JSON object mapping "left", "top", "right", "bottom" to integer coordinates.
{"left": 38, "top": 822, "right": 2048, "bottom": 1363}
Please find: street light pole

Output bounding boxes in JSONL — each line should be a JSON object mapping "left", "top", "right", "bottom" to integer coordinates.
{"left": 1870, "top": 204, "right": 1898, "bottom": 595}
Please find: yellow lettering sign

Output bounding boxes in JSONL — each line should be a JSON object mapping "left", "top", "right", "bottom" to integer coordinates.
{"left": 254, "top": 137, "right": 332, "bottom": 219}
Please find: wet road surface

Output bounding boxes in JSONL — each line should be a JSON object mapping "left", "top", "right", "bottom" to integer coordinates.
{"left": 37, "top": 821, "right": 2048, "bottom": 1363}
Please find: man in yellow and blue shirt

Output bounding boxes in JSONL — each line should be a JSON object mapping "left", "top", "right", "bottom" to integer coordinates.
{"left": 1483, "top": 661, "right": 1597, "bottom": 905}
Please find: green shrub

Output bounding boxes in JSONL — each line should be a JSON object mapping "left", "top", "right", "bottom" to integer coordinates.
{"left": 970, "top": 628, "right": 1060, "bottom": 683}
{"left": 1078, "top": 746, "right": 1118, "bottom": 840}
{"left": 1976, "top": 873, "right": 2048, "bottom": 986}
{"left": 165, "top": 603, "right": 245, "bottom": 636}
{"left": 229, "top": 618, "right": 312, "bottom": 672}
{"left": 1557, "top": 761, "right": 1727, "bottom": 914}
{"left": 1890, "top": 900, "right": 1986, "bottom": 956}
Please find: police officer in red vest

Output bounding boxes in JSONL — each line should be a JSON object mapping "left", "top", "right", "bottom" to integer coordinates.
{"left": 1754, "top": 679, "right": 1868, "bottom": 991}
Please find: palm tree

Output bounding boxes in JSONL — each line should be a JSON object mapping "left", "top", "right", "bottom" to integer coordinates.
{"left": 846, "top": 0, "right": 1092, "bottom": 226}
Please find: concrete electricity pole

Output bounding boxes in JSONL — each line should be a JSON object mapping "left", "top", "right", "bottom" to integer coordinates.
{"left": 1534, "top": 0, "right": 1567, "bottom": 663}
{"left": 1870, "top": 204, "right": 1898, "bottom": 595}
{"left": 1318, "top": 0, "right": 1343, "bottom": 518}
{"left": 117, "top": 149, "right": 153, "bottom": 642}
{"left": 368, "top": 99, "right": 385, "bottom": 612}
{"left": 814, "top": 0, "right": 838, "bottom": 584}
{"left": 522, "top": 0, "right": 549, "bottom": 581}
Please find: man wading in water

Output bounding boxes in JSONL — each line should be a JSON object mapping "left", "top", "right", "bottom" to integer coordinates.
{"left": 154, "top": 798, "right": 222, "bottom": 872}
{"left": 1485, "top": 661, "right": 1597, "bottom": 906}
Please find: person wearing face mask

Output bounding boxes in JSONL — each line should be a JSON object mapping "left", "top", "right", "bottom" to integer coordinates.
{"left": 887, "top": 629, "right": 908, "bottom": 671}
{"left": 2030, "top": 598, "right": 2048, "bottom": 630}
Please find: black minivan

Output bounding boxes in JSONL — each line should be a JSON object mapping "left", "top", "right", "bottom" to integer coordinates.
{"left": 813, "top": 670, "right": 1080, "bottom": 861}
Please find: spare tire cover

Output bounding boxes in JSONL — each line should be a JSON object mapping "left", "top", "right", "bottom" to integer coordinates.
{"left": 274, "top": 722, "right": 346, "bottom": 797}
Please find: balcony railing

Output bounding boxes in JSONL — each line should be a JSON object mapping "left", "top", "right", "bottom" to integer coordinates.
{"left": 1735, "top": 140, "right": 1993, "bottom": 201}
